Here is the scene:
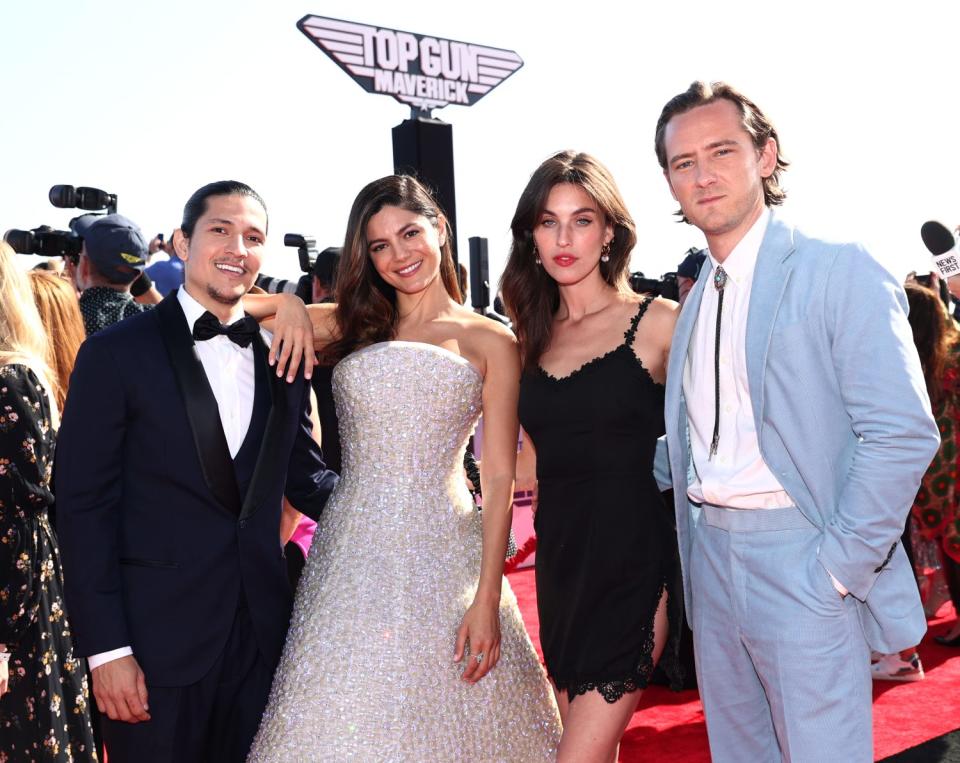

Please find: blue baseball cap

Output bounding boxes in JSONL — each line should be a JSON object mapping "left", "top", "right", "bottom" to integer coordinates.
{"left": 677, "top": 249, "right": 706, "bottom": 280}
{"left": 70, "top": 213, "right": 147, "bottom": 285}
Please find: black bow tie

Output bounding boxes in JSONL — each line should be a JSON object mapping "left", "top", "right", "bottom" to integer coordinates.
{"left": 192, "top": 311, "right": 259, "bottom": 348}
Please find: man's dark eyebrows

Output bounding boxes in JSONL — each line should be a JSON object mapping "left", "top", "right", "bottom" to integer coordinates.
{"left": 667, "top": 150, "right": 694, "bottom": 166}
{"left": 668, "top": 139, "right": 739, "bottom": 166}
{"left": 208, "top": 217, "right": 264, "bottom": 236}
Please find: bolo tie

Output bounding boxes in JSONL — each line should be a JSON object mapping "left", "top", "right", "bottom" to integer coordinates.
{"left": 709, "top": 266, "right": 727, "bottom": 460}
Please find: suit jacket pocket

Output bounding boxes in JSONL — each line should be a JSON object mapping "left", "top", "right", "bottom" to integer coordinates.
{"left": 119, "top": 557, "right": 180, "bottom": 569}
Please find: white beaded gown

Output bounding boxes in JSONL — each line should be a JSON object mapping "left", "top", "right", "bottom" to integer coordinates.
{"left": 248, "top": 341, "right": 561, "bottom": 762}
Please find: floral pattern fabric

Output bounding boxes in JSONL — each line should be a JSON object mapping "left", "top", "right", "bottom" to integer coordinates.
{"left": 912, "top": 344, "right": 960, "bottom": 563}
{"left": 0, "top": 364, "right": 97, "bottom": 762}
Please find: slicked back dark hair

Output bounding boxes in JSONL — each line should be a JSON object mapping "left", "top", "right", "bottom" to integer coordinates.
{"left": 180, "top": 180, "right": 268, "bottom": 237}
{"left": 655, "top": 81, "right": 789, "bottom": 223}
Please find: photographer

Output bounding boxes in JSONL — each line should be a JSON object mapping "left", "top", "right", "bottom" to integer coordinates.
{"left": 70, "top": 214, "right": 163, "bottom": 335}
{"left": 311, "top": 246, "right": 339, "bottom": 305}
{"left": 676, "top": 248, "right": 706, "bottom": 307}
{"left": 144, "top": 232, "right": 185, "bottom": 296}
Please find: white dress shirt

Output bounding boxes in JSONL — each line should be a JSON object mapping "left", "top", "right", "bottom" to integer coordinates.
{"left": 88, "top": 287, "right": 259, "bottom": 670}
{"left": 683, "top": 208, "right": 793, "bottom": 509}
{"left": 176, "top": 287, "right": 256, "bottom": 457}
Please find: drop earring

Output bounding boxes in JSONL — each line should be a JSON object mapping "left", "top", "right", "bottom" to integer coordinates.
{"left": 600, "top": 241, "right": 611, "bottom": 262}
{"left": 533, "top": 243, "right": 541, "bottom": 265}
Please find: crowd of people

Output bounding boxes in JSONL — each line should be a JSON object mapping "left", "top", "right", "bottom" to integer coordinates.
{"left": 1, "top": 79, "right": 957, "bottom": 763}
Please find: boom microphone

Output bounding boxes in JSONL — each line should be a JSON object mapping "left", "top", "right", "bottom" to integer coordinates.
{"left": 922, "top": 220, "right": 960, "bottom": 280}
{"left": 921, "top": 220, "right": 955, "bottom": 256}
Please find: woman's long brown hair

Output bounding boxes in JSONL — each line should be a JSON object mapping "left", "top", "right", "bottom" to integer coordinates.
{"left": 905, "top": 283, "right": 958, "bottom": 408}
{"left": 28, "top": 270, "right": 86, "bottom": 412}
{"left": 322, "top": 175, "right": 461, "bottom": 364}
{"left": 500, "top": 150, "right": 637, "bottom": 370}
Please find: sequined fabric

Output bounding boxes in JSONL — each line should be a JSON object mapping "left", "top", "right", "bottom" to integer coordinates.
{"left": 248, "top": 342, "right": 561, "bottom": 762}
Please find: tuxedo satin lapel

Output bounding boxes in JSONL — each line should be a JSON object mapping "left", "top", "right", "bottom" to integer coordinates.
{"left": 745, "top": 214, "right": 796, "bottom": 430}
{"left": 240, "top": 335, "right": 289, "bottom": 521}
{"left": 157, "top": 296, "right": 242, "bottom": 515}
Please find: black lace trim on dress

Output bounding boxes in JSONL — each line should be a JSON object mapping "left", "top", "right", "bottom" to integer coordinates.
{"left": 553, "top": 574, "right": 668, "bottom": 705}
{"left": 622, "top": 297, "right": 652, "bottom": 346}
{"left": 536, "top": 299, "right": 658, "bottom": 385}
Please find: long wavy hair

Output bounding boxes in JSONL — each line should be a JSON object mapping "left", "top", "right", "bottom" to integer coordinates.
{"left": 500, "top": 150, "right": 637, "bottom": 370}
{"left": 29, "top": 270, "right": 86, "bottom": 412}
{"left": 906, "top": 283, "right": 958, "bottom": 408}
{"left": 0, "top": 242, "right": 59, "bottom": 415}
{"left": 322, "top": 175, "right": 461, "bottom": 364}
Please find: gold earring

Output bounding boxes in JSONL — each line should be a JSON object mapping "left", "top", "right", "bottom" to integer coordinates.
{"left": 600, "top": 241, "right": 611, "bottom": 263}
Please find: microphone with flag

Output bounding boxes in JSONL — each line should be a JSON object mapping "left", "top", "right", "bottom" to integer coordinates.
{"left": 921, "top": 220, "right": 960, "bottom": 279}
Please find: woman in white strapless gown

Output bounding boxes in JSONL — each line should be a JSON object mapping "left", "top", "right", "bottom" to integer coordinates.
{"left": 248, "top": 176, "right": 561, "bottom": 761}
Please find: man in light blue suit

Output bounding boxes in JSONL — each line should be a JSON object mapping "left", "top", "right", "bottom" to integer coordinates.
{"left": 652, "top": 81, "right": 940, "bottom": 762}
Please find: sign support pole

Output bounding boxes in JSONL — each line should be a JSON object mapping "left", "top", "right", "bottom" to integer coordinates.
{"left": 391, "top": 115, "right": 459, "bottom": 266}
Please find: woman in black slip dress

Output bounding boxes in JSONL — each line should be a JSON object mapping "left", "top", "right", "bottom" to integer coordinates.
{"left": 501, "top": 151, "right": 684, "bottom": 762}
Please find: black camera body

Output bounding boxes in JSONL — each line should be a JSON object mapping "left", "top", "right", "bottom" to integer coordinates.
{"left": 4, "top": 225, "right": 82, "bottom": 260}
{"left": 629, "top": 271, "right": 680, "bottom": 302}
{"left": 5, "top": 183, "right": 119, "bottom": 260}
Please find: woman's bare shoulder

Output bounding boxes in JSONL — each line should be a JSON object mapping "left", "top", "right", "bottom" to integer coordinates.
{"left": 458, "top": 309, "right": 516, "bottom": 347}
{"left": 627, "top": 295, "right": 678, "bottom": 352}
{"left": 646, "top": 295, "right": 679, "bottom": 321}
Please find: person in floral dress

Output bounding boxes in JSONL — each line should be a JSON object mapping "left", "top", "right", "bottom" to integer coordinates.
{"left": 0, "top": 240, "right": 98, "bottom": 761}
{"left": 907, "top": 284, "right": 960, "bottom": 645}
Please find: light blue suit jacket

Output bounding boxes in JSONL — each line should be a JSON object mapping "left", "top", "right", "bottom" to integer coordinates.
{"left": 654, "top": 212, "right": 940, "bottom": 653}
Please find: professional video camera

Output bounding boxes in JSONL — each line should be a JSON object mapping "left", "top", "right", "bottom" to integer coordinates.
{"left": 285, "top": 233, "right": 319, "bottom": 274}
{"left": 256, "top": 233, "right": 337, "bottom": 304}
{"left": 629, "top": 271, "right": 680, "bottom": 301}
{"left": 4, "top": 225, "right": 82, "bottom": 259}
{"left": 4, "top": 183, "right": 119, "bottom": 259}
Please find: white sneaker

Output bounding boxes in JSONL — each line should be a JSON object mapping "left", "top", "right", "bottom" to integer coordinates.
{"left": 870, "top": 652, "right": 925, "bottom": 682}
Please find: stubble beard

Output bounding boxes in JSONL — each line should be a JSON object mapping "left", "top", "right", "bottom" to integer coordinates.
{"left": 206, "top": 284, "right": 243, "bottom": 306}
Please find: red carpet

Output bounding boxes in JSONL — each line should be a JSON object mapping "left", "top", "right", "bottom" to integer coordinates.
{"left": 507, "top": 568, "right": 960, "bottom": 762}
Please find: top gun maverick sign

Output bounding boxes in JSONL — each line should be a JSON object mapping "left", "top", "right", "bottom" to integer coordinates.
{"left": 297, "top": 15, "right": 524, "bottom": 115}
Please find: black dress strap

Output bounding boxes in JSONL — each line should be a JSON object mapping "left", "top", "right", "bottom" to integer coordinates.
{"left": 622, "top": 298, "right": 653, "bottom": 346}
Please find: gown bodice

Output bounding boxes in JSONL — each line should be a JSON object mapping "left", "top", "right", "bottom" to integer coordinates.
{"left": 333, "top": 341, "right": 482, "bottom": 492}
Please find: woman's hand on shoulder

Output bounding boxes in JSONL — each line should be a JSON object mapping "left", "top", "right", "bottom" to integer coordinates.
{"left": 267, "top": 299, "right": 338, "bottom": 383}
{"left": 265, "top": 294, "right": 311, "bottom": 381}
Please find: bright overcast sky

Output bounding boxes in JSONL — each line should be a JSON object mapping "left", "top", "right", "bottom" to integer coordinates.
{"left": 4, "top": 0, "right": 958, "bottom": 290}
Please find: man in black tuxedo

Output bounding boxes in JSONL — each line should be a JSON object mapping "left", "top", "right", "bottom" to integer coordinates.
{"left": 56, "top": 180, "right": 337, "bottom": 762}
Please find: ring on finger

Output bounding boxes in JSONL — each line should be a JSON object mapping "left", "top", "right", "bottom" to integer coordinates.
{"left": 475, "top": 652, "right": 484, "bottom": 663}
